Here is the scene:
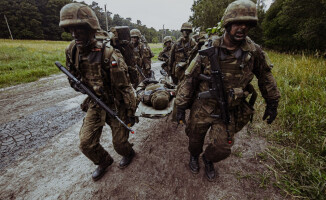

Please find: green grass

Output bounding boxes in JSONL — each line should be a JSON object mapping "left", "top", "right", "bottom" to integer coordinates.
{"left": 0, "top": 40, "right": 163, "bottom": 88}
{"left": 149, "top": 43, "right": 163, "bottom": 61}
{"left": 1, "top": 40, "right": 325, "bottom": 198}
{"left": 0, "top": 39, "right": 68, "bottom": 88}
{"left": 252, "top": 51, "right": 326, "bottom": 199}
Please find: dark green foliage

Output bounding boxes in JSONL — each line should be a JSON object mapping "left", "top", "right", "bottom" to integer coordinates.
{"left": 189, "top": 0, "right": 265, "bottom": 45}
{"left": 0, "top": 0, "right": 180, "bottom": 42}
{"left": 0, "top": 0, "right": 72, "bottom": 40}
{"left": 263, "top": 0, "right": 326, "bottom": 51}
{"left": 190, "top": 0, "right": 233, "bottom": 30}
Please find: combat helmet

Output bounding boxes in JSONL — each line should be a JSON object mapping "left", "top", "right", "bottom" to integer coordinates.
{"left": 180, "top": 22, "right": 193, "bottom": 32}
{"left": 163, "top": 36, "right": 173, "bottom": 44}
{"left": 59, "top": 3, "right": 100, "bottom": 30}
{"left": 130, "top": 29, "right": 142, "bottom": 38}
{"left": 221, "top": 0, "right": 258, "bottom": 27}
{"left": 151, "top": 90, "right": 170, "bottom": 110}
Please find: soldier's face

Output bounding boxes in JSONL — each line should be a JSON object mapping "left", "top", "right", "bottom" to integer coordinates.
{"left": 69, "top": 27, "right": 94, "bottom": 47}
{"left": 165, "top": 41, "right": 171, "bottom": 47}
{"left": 182, "top": 30, "right": 191, "bottom": 38}
{"left": 228, "top": 22, "right": 250, "bottom": 42}
{"left": 131, "top": 37, "right": 139, "bottom": 44}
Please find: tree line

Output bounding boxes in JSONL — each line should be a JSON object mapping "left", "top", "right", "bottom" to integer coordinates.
{"left": 190, "top": 0, "right": 326, "bottom": 52}
{"left": 0, "top": 0, "right": 181, "bottom": 43}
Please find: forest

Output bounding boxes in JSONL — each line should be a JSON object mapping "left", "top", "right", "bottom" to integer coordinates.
{"left": 0, "top": 0, "right": 182, "bottom": 43}
{"left": 190, "top": 0, "right": 326, "bottom": 52}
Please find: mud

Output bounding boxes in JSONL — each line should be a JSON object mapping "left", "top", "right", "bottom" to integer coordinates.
{"left": 0, "top": 62, "right": 286, "bottom": 199}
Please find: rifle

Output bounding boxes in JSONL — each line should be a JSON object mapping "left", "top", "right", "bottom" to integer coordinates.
{"left": 197, "top": 47, "right": 232, "bottom": 144}
{"left": 55, "top": 61, "right": 135, "bottom": 134}
{"left": 135, "top": 64, "right": 147, "bottom": 79}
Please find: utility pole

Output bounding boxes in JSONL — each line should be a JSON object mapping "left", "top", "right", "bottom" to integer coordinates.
{"left": 104, "top": 4, "right": 108, "bottom": 32}
{"left": 4, "top": 15, "right": 13, "bottom": 40}
{"left": 162, "top": 24, "right": 165, "bottom": 43}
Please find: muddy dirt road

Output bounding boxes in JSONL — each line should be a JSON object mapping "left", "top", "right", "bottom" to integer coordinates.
{"left": 0, "top": 62, "right": 285, "bottom": 199}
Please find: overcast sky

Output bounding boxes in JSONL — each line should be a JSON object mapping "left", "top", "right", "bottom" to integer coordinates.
{"left": 80, "top": 0, "right": 273, "bottom": 31}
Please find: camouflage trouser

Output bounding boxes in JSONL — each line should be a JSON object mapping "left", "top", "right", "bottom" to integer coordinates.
{"left": 79, "top": 102, "right": 133, "bottom": 165}
{"left": 185, "top": 99, "right": 254, "bottom": 163}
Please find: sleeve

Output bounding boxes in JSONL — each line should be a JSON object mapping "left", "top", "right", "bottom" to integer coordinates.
{"left": 252, "top": 47, "right": 281, "bottom": 102}
{"left": 110, "top": 51, "right": 137, "bottom": 115}
{"left": 65, "top": 43, "right": 79, "bottom": 87}
{"left": 168, "top": 43, "right": 176, "bottom": 74}
{"left": 158, "top": 49, "right": 165, "bottom": 61}
{"left": 175, "top": 54, "right": 202, "bottom": 109}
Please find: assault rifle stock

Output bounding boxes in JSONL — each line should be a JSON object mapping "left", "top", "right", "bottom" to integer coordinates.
{"left": 55, "top": 61, "right": 135, "bottom": 134}
{"left": 197, "top": 47, "right": 232, "bottom": 143}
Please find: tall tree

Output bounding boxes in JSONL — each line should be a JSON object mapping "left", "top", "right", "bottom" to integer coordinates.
{"left": 263, "top": 0, "right": 326, "bottom": 51}
{"left": 0, "top": 0, "right": 44, "bottom": 39}
{"left": 189, "top": 0, "right": 233, "bottom": 30}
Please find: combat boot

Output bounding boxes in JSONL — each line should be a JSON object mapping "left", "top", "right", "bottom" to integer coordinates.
{"left": 118, "top": 149, "right": 135, "bottom": 169}
{"left": 202, "top": 155, "right": 216, "bottom": 181}
{"left": 92, "top": 155, "right": 114, "bottom": 181}
{"left": 189, "top": 155, "right": 200, "bottom": 174}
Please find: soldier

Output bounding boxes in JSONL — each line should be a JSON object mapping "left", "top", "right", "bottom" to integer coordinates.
{"left": 59, "top": 3, "right": 137, "bottom": 181}
{"left": 130, "top": 29, "right": 154, "bottom": 80}
{"left": 169, "top": 22, "right": 197, "bottom": 84}
{"left": 136, "top": 78, "right": 176, "bottom": 110}
{"left": 175, "top": 0, "right": 280, "bottom": 181}
{"left": 158, "top": 36, "right": 173, "bottom": 73}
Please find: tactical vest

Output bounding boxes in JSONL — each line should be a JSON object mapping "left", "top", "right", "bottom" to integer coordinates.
{"left": 66, "top": 40, "right": 118, "bottom": 104}
{"left": 198, "top": 39, "right": 257, "bottom": 108}
{"left": 174, "top": 38, "right": 195, "bottom": 63}
{"left": 133, "top": 43, "right": 143, "bottom": 67}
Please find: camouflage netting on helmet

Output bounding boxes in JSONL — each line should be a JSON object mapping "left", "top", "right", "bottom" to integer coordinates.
{"left": 163, "top": 36, "right": 173, "bottom": 44}
{"left": 222, "top": 0, "right": 258, "bottom": 27}
{"left": 181, "top": 22, "right": 193, "bottom": 32}
{"left": 151, "top": 90, "right": 170, "bottom": 110}
{"left": 130, "top": 29, "right": 141, "bottom": 38}
{"left": 59, "top": 3, "right": 101, "bottom": 30}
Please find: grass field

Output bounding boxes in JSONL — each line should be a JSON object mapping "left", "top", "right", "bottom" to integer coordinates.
{"left": 253, "top": 51, "right": 326, "bottom": 199}
{"left": 1, "top": 40, "right": 325, "bottom": 199}
{"left": 0, "top": 39, "right": 163, "bottom": 88}
{"left": 0, "top": 39, "right": 68, "bottom": 88}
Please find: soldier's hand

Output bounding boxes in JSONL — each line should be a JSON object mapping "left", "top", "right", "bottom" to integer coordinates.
{"left": 176, "top": 108, "right": 186, "bottom": 125}
{"left": 127, "top": 116, "right": 137, "bottom": 127}
{"left": 71, "top": 81, "right": 86, "bottom": 94}
{"left": 263, "top": 100, "right": 278, "bottom": 124}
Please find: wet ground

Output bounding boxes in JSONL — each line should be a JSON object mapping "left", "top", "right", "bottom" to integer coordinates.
{"left": 0, "top": 62, "right": 287, "bottom": 199}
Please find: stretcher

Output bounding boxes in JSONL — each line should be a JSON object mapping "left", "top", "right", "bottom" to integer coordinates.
{"left": 135, "top": 98, "right": 175, "bottom": 119}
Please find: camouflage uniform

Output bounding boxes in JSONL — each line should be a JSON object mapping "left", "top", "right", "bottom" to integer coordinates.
{"left": 158, "top": 36, "right": 173, "bottom": 72}
{"left": 169, "top": 23, "right": 197, "bottom": 84}
{"left": 176, "top": 36, "right": 280, "bottom": 162}
{"left": 131, "top": 29, "right": 153, "bottom": 80}
{"left": 176, "top": 0, "right": 281, "bottom": 165}
{"left": 109, "top": 26, "right": 139, "bottom": 88}
{"left": 136, "top": 81, "right": 174, "bottom": 110}
{"left": 60, "top": 3, "right": 136, "bottom": 166}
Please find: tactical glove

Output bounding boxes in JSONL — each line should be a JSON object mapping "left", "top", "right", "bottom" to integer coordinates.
{"left": 263, "top": 100, "right": 278, "bottom": 124}
{"left": 176, "top": 107, "right": 186, "bottom": 124}
{"left": 127, "top": 116, "right": 137, "bottom": 127}
{"left": 70, "top": 79, "right": 86, "bottom": 94}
